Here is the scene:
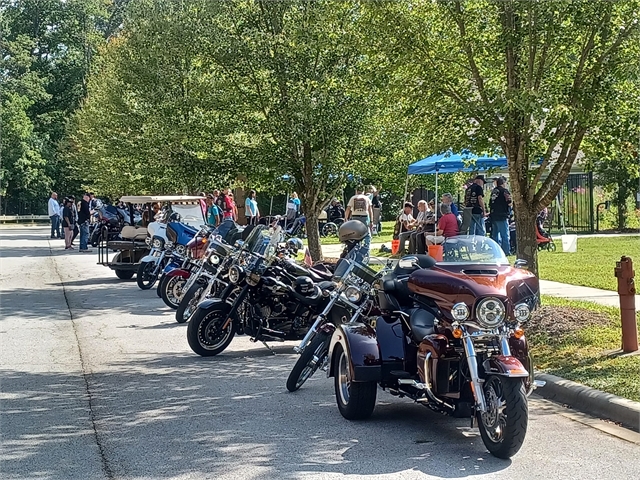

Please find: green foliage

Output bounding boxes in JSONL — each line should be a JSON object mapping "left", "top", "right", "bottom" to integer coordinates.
{"left": 1, "top": 0, "right": 115, "bottom": 213}
{"left": 365, "top": 0, "right": 640, "bottom": 274}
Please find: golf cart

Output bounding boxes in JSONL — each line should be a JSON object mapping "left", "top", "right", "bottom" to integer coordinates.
{"left": 97, "top": 195, "right": 205, "bottom": 280}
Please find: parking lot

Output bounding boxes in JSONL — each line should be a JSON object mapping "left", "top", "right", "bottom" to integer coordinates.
{"left": 1, "top": 227, "right": 639, "bottom": 480}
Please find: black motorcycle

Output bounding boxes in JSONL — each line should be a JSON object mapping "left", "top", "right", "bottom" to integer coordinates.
{"left": 186, "top": 225, "right": 333, "bottom": 356}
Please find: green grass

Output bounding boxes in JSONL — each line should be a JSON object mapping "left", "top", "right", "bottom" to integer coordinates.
{"left": 538, "top": 236, "right": 639, "bottom": 291}
{"left": 529, "top": 296, "right": 640, "bottom": 401}
{"left": 315, "top": 220, "right": 396, "bottom": 245}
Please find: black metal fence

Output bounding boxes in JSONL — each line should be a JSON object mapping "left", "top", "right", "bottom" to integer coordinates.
{"left": 549, "top": 172, "right": 594, "bottom": 233}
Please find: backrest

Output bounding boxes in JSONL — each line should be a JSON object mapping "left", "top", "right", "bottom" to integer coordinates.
{"left": 459, "top": 207, "right": 473, "bottom": 235}
{"left": 121, "top": 226, "right": 147, "bottom": 241}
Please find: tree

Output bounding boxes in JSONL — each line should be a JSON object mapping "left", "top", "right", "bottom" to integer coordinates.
{"left": 584, "top": 75, "right": 640, "bottom": 230}
{"left": 204, "top": 0, "right": 379, "bottom": 259}
{"left": 367, "top": 0, "right": 640, "bottom": 274}
{"left": 1, "top": 0, "right": 113, "bottom": 213}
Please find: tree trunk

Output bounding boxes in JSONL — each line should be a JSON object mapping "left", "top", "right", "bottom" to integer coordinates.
{"left": 305, "top": 209, "right": 323, "bottom": 261}
{"left": 514, "top": 208, "right": 539, "bottom": 277}
{"left": 616, "top": 185, "right": 628, "bottom": 231}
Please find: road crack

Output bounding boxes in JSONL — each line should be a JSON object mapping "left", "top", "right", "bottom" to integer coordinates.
{"left": 47, "top": 240, "right": 115, "bottom": 480}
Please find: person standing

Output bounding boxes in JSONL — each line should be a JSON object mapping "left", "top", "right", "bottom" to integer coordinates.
{"left": 489, "top": 177, "right": 512, "bottom": 255}
{"left": 206, "top": 194, "right": 220, "bottom": 227}
{"left": 345, "top": 186, "right": 373, "bottom": 250}
{"left": 408, "top": 200, "right": 433, "bottom": 254}
{"left": 465, "top": 175, "right": 487, "bottom": 236}
{"left": 61, "top": 199, "right": 75, "bottom": 250}
{"left": 245, "top": 190, "right": 259, "bottom": 226}
{"left": 48, "top": 192, "right": 62, "bottom": 239}
{"left": 77, "top": 193, "right": 92, "bottom": 252}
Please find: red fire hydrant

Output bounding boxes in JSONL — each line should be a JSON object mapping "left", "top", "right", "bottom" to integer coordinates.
{"left": 614, "top": 256, "right": 638, "bottom": 353}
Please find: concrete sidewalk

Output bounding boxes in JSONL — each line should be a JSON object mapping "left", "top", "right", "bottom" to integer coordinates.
{"left": 540, "top": 279, "right": 640, "bottom": 310}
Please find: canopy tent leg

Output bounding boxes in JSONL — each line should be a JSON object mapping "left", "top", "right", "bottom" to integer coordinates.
{"left": 402, "top": 175, "right": 410, "bottom": 202}
{"left": 269, "top": 196, "right": 274, "bottom": 216}
{"left": 434, "top": 170, "right": 439, "bottom": 235}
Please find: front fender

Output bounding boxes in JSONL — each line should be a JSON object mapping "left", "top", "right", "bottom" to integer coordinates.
{"left": 328, "top": 323, "right": 381, "bottom": 382}
{"left": 141, "top": 254, "right": 159, "bottom": 264}
{"left": 166, "top": 268, "right": 191, "bottom": 279}
{"left": 483, "top": 355, "right": 529, "bottom": 378}
{"left": 197, "top": 298, "right": 231, "bottom": 312}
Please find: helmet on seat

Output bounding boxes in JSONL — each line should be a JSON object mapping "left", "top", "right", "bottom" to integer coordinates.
{"left": 287, "top": 237, "right": 304, "bottom": 253}
{"left": 294, "top": 276, "right": 314, "bottom": 295}
{"left": 168, "top": 211, "right": 182, "bottom": 223}
{"left": 338, "top": 220, "right": 369, "bottom": 244}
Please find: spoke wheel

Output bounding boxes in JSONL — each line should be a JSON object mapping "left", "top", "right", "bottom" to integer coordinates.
{"left": 286, "top": 332, "right": 330, "bottom": 392}
{"left": 176, "top": 280, "right": 207, "bottom": 323}
{"left": 186, "top": 306, "right": 235, "bottom": 356}
{"left": 322, "top": 223, "right": 338, "bottom": 237}
{"left": 161, "top": 276, "right": 186, "bottom": 309}
{"left": 477, "top": 375, "right": 528, "bottom": 459}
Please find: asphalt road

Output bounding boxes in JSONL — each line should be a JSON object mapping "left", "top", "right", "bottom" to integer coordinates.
{"left": 1, "top": 226, "right": 639, "bottom": 480}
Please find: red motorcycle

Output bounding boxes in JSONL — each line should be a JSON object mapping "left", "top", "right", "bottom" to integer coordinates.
{"left": 326, "top": 235, "right": 542, "bottom": 459}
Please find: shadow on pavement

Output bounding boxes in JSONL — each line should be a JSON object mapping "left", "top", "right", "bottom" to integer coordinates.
{"left": 0, "top": 353, "right": 511, "bottom": 479}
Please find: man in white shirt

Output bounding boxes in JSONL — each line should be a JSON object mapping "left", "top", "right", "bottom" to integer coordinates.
{"left": 48, "top": 192, "right": 62, "bottom": 239}
{"left": 345, "top": 186, "right": 374, "bottom": 251}
{"left": 397, "top": 202, "right": 416, "bottom": 254}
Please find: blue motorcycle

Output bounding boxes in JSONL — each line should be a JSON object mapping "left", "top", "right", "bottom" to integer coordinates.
{"left": 136, "top": 221, "right": 198, "bottom": 290}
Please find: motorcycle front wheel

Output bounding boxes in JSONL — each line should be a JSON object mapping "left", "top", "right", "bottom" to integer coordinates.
{"left": 286, "top": 331, "right": 330, "bottom": 392}
{"left": 175, "top": 279, "right": 207, "bottom": 323}
{"left": 477, "top": 375, "right": 528, "bottom": 459}
{"left": 160, "top": 275, "right": 186, "bottom": 309}
{"left": 187, "top": 305, "right": 236, "bottom": 356}
{"left": 136, "top": 260, "right": 158, "bottom": 290}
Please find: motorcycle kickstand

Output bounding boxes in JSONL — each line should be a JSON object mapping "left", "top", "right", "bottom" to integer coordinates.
{"left": 261, "top": 340, "right": 276, "bottom": 355}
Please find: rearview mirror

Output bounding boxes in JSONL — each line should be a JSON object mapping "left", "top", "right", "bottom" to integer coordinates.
{"left": 514, "top": 259, "right": 528, "bottom": 269}
{"left": 398, "top": 257, "right": 418, "bottom": 269}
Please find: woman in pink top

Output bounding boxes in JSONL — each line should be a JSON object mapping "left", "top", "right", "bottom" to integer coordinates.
{"left": 425, "top": 203, "right": 459, "bottom": 245}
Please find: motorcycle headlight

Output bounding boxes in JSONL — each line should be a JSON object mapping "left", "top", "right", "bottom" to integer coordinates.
{"left": 145, "top": 237, "right": 151, "bottom": 246}
{"left": 513, "top": 303, "right": 531, "bottom": 323}
{"left": 152, "top": 238, "right": 163, "bottom": 249}
{"left": 475, "top": 297, "right": 506, "bottom": 329}
{"left": 229, "top": 265, "right": 243, "bottom": 284}
{"left": 345, "top": 286, "right": 361, "bottom": 303}
{"left": 451, "top": 302, "right": 469, "bottom": 321}
{"left": 209, "top": 254, "right": 220, "bottom": 265}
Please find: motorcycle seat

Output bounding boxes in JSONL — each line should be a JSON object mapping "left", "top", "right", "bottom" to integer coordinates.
{"left": 408, "top": 308, "right": 435, "bottom": 342}
{"left": 120, "top": 226, "right": 148, "bottom": 241}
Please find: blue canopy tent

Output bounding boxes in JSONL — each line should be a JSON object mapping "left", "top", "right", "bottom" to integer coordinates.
{"left": 404, "top": 150, "right": 507, "bottom": 203}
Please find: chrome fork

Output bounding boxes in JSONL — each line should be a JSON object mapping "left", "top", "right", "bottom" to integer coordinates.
{"left": 462, "top": 331, "right": 487, "bottom": 413}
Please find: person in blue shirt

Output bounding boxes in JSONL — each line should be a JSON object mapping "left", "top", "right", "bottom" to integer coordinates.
{"left": 206, "top": 194, "right": 220, "bottom": 227}
{"left": 245, "top": 189, "right": 260, "bottom": 225}
{"left": 441, "top": 193, "right": 459, "bottom": 217}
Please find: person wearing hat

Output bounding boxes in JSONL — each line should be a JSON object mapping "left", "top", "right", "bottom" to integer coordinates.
{"left": 465, "top": 175, "right": 487, "bottom": 236}
{"left": 489, "top": 177, "right": 512, "bottom": 255}
{"left": 397, "top": 202, "right": 416, "bottom": 254}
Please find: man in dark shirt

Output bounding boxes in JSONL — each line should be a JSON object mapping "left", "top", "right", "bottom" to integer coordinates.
{"left": 489, "top": 177, "right": 512, "bottom": 255}
{"left": 78, "top": 193, "right": 92, "bottom": 252}
{"left": 465, "top": 175, "right": 487, "bottom": 236}
{"left": 327, "top": 199, "right": 345, "bottom": 223}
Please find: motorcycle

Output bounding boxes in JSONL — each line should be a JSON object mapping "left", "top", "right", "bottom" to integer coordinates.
{"left": 286, "top": 220, "right": 382, "bottom": 392}
{"left": 172, "top": 233, "right": 233, "bottom": 319}
{"left": 136, "top": 215, "right": 198, "bottom": 290}
{"left": 157, "top": 226, "right": 213, "bottom": 308}
{"left": 325, "top": 235, "right": 542, "bottom": 459}
{"left": 186, "top": 225, "right": 334, "bottom": 356}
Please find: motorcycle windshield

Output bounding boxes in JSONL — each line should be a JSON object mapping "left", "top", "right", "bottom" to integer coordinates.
{"left": 440, "top": 235, "right": 510, "bottom": 265}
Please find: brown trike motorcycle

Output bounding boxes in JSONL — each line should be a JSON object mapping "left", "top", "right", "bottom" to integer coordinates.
{"left": 326, "top": 235, "right": 542, "bottom": 459}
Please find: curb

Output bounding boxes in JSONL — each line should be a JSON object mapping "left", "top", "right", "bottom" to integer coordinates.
{"left": 536, "top": 373, "right": 640, "bottom": 432}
